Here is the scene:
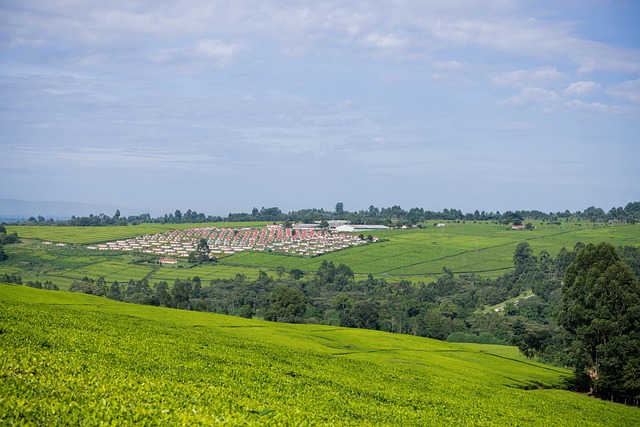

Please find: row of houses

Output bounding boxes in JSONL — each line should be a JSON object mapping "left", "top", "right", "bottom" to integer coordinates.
{"left": 88, "top": 226, "right": 377, "bottom": 258}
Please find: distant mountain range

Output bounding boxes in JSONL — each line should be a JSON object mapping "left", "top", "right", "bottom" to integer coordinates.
{"left": 0, "top": 199, "right": 129, "bottom": 221}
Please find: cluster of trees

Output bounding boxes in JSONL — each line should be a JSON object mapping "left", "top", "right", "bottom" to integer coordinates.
{"left": 0, "top": 225, "right": 19, "bottom": 261}
{"left": 558, "top": 243, "right": 640, "bottom": 403}
{"left": 8, "top": 201, "right": 640, "bottom": 227}
{"left": 0, "top": 273, "right": 22, "bottom": 284}
{"left": 24, "top": 279, "right": 59, "bottom": 290}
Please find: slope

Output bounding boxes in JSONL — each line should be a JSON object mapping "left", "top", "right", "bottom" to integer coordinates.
{"left": 0, "top": 284, "right": 637, "bottom": 426}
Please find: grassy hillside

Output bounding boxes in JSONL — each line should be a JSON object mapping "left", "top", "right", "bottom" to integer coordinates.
{"left": 3, "top": 221, "right": 638, "bottom": 288}
{"left": 1, "top": 284, "right": 637, "bottom": 425}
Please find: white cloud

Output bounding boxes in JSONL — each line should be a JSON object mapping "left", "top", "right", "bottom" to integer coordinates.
{"left": 148, "top": 38, "right": 240, "bottom": 68}
{"left": 564, "top": 81, "right": 600, "bottom": 97}
{"left": 432, "top": 60, "right": 473, "bottom": 86}
{"left": 499, "top": 87, "right": 558, "bottom": 108}
{"left": 492, "top": 67, "right": 565, "bottom": 89}
{"left": 196, "top": 39, "right": 239, "bottom": 57}
{"left": 565, "top": 99, "right": 631, "bottom": 116}
{"left": 494, "top": 121, "right": 534, "bottom": 132}
{"left": 4, "top": 1, "right": 640, "bottom": 76}
{"left": 607, "top": 79, "right": 640, "bottom": 104}
{"left": 362, "top": 33, "right": 408, "bottom": 49}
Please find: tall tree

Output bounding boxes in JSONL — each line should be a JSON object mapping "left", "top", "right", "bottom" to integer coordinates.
{"left": 558, "top": 242, "right": 640, "bottom": 402}
{"left": 266, "top": 286, "right": 307, "bottom": 323}
{"left": 513, "top": 241, "right": 537, "bottom": 278}
{"left": 189, "top": 238, "right": 212, "bottom": 264}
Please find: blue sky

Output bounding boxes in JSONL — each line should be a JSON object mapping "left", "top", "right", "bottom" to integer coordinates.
{"left": 1, "top": 1, "right": 639, "bottom": 217}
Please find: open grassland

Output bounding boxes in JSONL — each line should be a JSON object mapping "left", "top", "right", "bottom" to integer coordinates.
{"left": 1, "top": 284, "right": 637, "bottom": 426}
{"left": 3, "top": 221, "right": 639, "bottom": 286}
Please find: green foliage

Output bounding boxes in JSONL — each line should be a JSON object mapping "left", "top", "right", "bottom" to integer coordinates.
{"left": 0, "top": 227, "right": 19, "bottom": 262}
{"left": 0, "top": 273, "right": 21, "bottom": 284}
{"left": 341, "top": 300, "right": 381, "bottom": 330}
{"left": 69, "top": 278, "right": 106, "bottom": 296}
{"left": 513, "top": 241, "right": 537, "bottom": 278}
{"left": 266, "top": 286, "right": 307, "bottom": 323}
{"left": 188, "top": 238, "right": 214, "bottom": 264}
{"left": 558, "top": 242, "right": 640, "bottom": 402}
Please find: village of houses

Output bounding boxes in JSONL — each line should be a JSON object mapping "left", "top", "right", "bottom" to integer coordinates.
{"left": 85, "top": 222, "right": 389, "bottom": 263}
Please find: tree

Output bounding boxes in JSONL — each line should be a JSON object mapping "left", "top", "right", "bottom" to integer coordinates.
{"left": 341, "top": 301, "right": 380, "bottom": 330}
{"left": 558, "top": 242, "right": 640, "bottom": 402}
{"left": 189, "top": 238, "right": 213, "bottom": 264}
{"left": 154, "top": 281, "right": 172, "bottom": 307}
{"left": 108, "top": 281, "right": 122, "bottom": 301}
{"left": 513, "top": 242, "right": 537, "bottom": 278}
{"left": 511, "top": 319, "right": 553, "bottom": 359}
{"left": 289, "top": 269, "right": 305, "bottom": 280}
{"left": 335, "top": 202, "right": 344, "bottom": 214}
{"left": 266, "top": 286, "right": 307, "bottom": 323}
{"left": 172, "top": 279, "right": 193, "bottom": 310}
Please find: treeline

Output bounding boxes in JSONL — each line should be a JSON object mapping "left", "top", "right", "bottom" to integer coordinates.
{"left": 19, "top": 209, "right": 220, "bottom": 226}
{"left": 9, "top": 201, "right": 640, "bottom": 227}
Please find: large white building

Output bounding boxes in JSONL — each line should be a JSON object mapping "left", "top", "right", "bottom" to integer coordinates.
{"left": 335, "top": 224, "right": 390, "bottom": 232}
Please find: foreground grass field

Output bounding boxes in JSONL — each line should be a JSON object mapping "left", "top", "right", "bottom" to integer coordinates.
{"left": 1, "top": 284, "right": 637, "bottom": 425}
{"left": 4, "top": 221, "right": 639, "bottom": 287}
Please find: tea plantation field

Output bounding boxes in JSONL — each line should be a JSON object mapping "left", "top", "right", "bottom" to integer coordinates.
{"left": 4, "top": 221, "right": 638, "bottom": 287}
{"left": 0, "top": 284, "right": 637, "bottom": 425}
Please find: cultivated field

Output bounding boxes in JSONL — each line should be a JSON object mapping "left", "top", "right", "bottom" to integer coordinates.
{"left": 1, "top": 284, "right": 637, "bottom": 426}
{"left": 219, "top": 221, "right": 640, "bottom": 281}
{"left": 3, "top": 221, "right": 639, "bottom": 287}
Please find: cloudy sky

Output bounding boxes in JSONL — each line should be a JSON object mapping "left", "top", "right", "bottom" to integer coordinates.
{"left": 1, "top": 1, "right": 639, "bottom": 217}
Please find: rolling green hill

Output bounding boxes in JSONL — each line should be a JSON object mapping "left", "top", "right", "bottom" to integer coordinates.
{"left": 1, "top": 284, "right": 637, "bottom": 425}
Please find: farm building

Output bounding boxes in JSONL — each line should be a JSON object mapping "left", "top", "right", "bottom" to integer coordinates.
{"left": 335, "top": 224, "right": 390, "bottom": 232}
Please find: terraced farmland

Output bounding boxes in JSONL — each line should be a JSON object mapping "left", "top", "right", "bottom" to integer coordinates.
{"left": 1, "top": 284, "right": 637, "bottom": 426}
